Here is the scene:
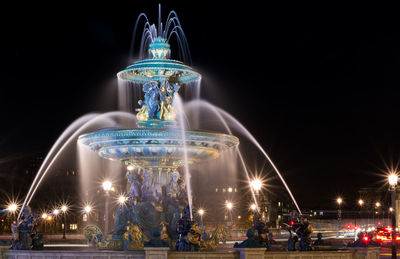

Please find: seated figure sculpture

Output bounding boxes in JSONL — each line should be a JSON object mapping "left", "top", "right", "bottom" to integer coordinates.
{"left": 12, "top": 206, "right": 37, "bottom": 250}
{"left": 141, "top": 170, "right": 158, "bottom": 203}
{"left": 176, "top": 205, "right": 198, "bottom": 251}
{"left": 127, "top": 171, "right": 141, "bottom": 204}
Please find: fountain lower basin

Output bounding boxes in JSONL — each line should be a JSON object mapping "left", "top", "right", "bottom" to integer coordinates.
{"left": 78, "top": 127, "right": 239, "bottom": 169}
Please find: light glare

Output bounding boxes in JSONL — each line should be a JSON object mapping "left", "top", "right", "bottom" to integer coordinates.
{"left": 250, "top": 179, "right": 262, "bottom": 192}
{"left": 388, "top": 173, "right": 398, "bottom": 186}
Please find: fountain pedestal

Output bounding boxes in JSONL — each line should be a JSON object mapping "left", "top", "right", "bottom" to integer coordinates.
{"left": 235, "top": 247, "right": 266, "bottom": 259}
{"left": 144, "top": 247, "right": 170, "bottom": 259}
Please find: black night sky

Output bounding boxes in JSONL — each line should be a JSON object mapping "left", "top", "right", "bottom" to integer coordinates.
{"left": 1, "top": 2, "right": 400, "bottom": 210}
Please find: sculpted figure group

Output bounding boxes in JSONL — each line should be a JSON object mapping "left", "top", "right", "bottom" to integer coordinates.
{"left": 137, "top": 79, "right": 180, "bottom": 121}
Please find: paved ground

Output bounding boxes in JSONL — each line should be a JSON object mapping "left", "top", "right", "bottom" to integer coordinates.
{"left": 379, "top": 247, "right": 399, "bottom": 258}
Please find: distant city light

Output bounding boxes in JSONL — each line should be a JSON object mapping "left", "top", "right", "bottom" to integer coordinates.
{"left": 228, "top": 187, "right": 233, "bottom": 192}
{"left": 41, "top": 213, "right": 48, "bottom": 219}
{"left": 375, "top": 202, "right": 381, "bottom": 208}
{"left": 336, "top": 197, "right": 343, "bottom": 205}
{"left": 226, "top": 202, "right": 233, "bottom": 210}
{"left": 250, "top": 204, "right": 257, "bottom": 211}
{"left": 358, "top": 199, "right": 364, "bottom": 206}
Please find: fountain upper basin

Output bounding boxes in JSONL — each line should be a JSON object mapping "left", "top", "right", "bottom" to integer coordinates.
{"left": 78, "top": 127, "right": 239, "bottom": 169}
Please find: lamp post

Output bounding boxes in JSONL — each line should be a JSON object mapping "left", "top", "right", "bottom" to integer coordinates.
{"left": 198, "top": 209, "right": 204, "bottom": 226}
{"left": 375, "top": 202, "right": 381, "bottom": 225}
{"left": 7, "top": 203, "right": 18, "bottom": 223}
{"left": 226, "top": 201, "right": 233, "bottom": 226}
{"left": 84, "top": 205, "right": 92, "bottom": 224}
{"left": 53, "top": 209, "right": 60, "bottom": 234}
{"left": 388, "top": 173, "right": 398, "bottom": 259}
{"left": 358, "top": 199, "right": 364, "bottom": 229}
{"left": 250, "top": 178, "right": 262, "bottom": 212}
{"left": 41, "top": 213, "right": 48, "bottom": 233}
{"left": 61, "top": 205, "right": 68, "bottom": 239}
{"left": 336, "top": 197, "right": 343, "bottom": 237}
{"left": 102, "top": 180, "right": 112, "bottom": 236}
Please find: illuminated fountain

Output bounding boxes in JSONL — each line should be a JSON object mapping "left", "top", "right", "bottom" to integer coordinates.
{"left": 12, "top": 5, "right": 302, "bottom": 254}
{"left": 78, "top": 15, "right": 239, "bottom": 249}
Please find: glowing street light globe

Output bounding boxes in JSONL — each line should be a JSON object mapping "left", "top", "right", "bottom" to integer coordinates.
{"left": 358, "top": 199, "right": 364, "bottom": 206}
{"left": 61, "top": 205, "right": 68, "bottom": 213}
{"left": 250, "top": 204, "right": 257, "bottom": 211}
{"left": 375, "top": 202, "right": 381, "bottom": 208}
{"left": 53, "top": 209, "right": 60, "bottom": 216}
{"left": 226, "top": 202, "right": 233, "bottom": 210}
{"left": 118, "top": 195, "right": 127, "bottom": 204}
{"left": 102, "top": 180, "right": 113, "bottom": 191}
{"left": 41, "top": 213, "right": 48, "bottom": 219}
{"left": 388, "top": 173, "right": 398, "bottom": 186}
{"left": 84, "top": 205, "right": 92, "bottom": 214}
{"left": 337, "top": 197, "right": 343, "bottom": 205}
{"left": 7, "top": 203, "right": 18, "bottom": 213}
{"left": 250, "top": 179, "right": 262, "bottom": 192}
{"left": 198, "top": 209, "right": 204, "bottom": 216}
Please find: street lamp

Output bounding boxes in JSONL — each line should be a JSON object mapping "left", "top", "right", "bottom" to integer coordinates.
{"left": 198, "top": 209, "right": 204, "bottom": 226}
{"left": 102, "top": 180, "right": 112, "bottom": 192}
{"left": 7, "top": 203, "right": 18, "bottom": 213}
{"left": 7, "top": 203, "right": 18, "bottom": 222}
{"left": 226, "top": 201, "right": 233, "bottom": 225}
{"left": 336, "top": 197, "right": 343, "bottom": 238}
{"left": 102, "top": 180, "right": 113, "bottom": 236}
{"left": 250, "top": 178, "right": 262, "bottom": 212}
{"left": 388, "top": 173, "right": 398, "bottom": 259}
{"left": 61, "top": 205, "right": 68, "bottom": 239}
{"left": 357, "top": 199, "right": 364, "bottom": 230}
{"left": 84, "top": 205, "right": 92, "bottom": 214}
{"left": 53, "top": 209, "right": 60, "bottom": 234}
{"left": 84, "top": 205, "right": 92, "bottom": 224}
{"left": 250, "top": 204, "right": 257, "bottom": 211}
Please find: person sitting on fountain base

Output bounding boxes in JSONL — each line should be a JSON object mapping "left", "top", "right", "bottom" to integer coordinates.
{"left": 253, "top": 212, "right": 269, "bottom": 248}
{"left": 294, "top": 217, "right": 313, "bottom": 251}
{"left": 234, "top": 228, "right": 265, "bottom": 248}
{"left": 31, "top": 233, "right": 44, "bottom": 250}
